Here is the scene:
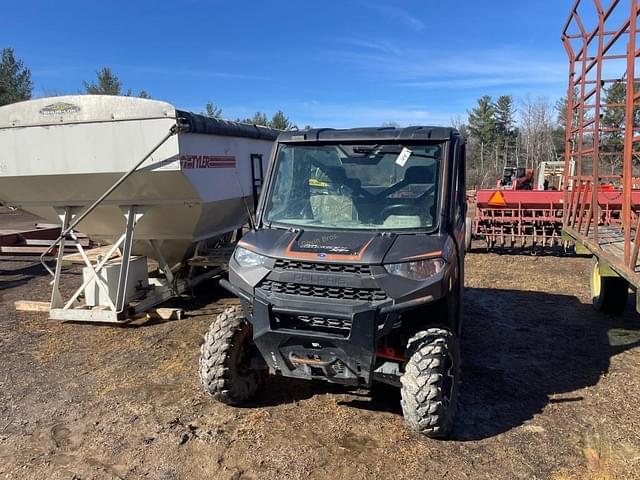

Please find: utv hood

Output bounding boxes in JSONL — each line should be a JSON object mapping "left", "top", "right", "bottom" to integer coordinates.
{"left": 237, "top": 228, "right": 452, "bottom": 265}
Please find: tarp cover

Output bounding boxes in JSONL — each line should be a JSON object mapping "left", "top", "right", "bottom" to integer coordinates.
{"left": 176, "top": 110, "right": 280, "bottom": 141}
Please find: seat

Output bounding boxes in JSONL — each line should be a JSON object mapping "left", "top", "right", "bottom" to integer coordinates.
{"left": 381, "top": 165, "right": 436, "bottom": 227}
{"left": 404, "top": 166, "right": 435, "bottom": 184}
{"left": 310, "top": 195, "right": 358, "bottom": 224}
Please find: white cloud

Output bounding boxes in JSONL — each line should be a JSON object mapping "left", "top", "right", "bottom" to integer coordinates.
{"left": 359, "top": 3, "right": 425, "bottom": 31}
{"left": 337, "top": 38, "right": 402, "bottom": 56}
{"left": 329, "top": 44, "right": 566, "bottom": 94}
{"left": 211, "top": 101, "right": 451, "bottom": 128}
{"left": 290, "top": 102, "right": 459, "bottom": 129}
{"left": 115, "top": 64, "right": 270, "bottom": 81}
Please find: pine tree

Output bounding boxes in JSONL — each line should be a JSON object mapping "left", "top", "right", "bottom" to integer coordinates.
{"left": 0, "top": 48, "right": 32, "bottom": 106}
{"left": 242, "top": 112, "right": 268, "bottom": 126}
{"left": 555, "top": 96, "right": 568, "bottom": 129}
{"left": 467, "top": 95, "right": 498, "bottom": 179}
{"left": 552, "top": 97, "right": 568, "bottom": 158}
{"left": 203, "top": 101, "right": 223, "bottom": 119}
{"left": 269, "top": 110, "right": 291, "bottom": 130}
{"left": 602, "top": 81, "right": 626, "bottom": 150}
{"left": 83, "top": 67, "right": 131, "bottom": 95}
{"left": 494, "top": 95, "right": 518, "bottom": 168}
{"left": 601, "top": 81, "right": 628, "bottom": 173}
{"left": 494, "top": 96, "right": 515, "bottom": 135}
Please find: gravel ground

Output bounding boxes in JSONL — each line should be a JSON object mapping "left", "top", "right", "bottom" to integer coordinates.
{"left": 1, "top": 220, "right": 639, "bottom": 479}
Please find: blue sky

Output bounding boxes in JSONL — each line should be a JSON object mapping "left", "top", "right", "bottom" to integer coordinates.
{"left": 2, "top": 1, "right": 574, "bottom": 127}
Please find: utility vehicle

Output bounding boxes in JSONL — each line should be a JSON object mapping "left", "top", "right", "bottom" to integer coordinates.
{"left": 199, "top": 126, "right": 466, "bottom": 437}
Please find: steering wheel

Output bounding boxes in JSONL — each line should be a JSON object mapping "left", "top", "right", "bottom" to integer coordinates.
{"left": 381, "top": 204, "right": 416, "bottom": 219}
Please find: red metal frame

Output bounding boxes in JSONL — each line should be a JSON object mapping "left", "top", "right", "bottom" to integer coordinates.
{"left": 563, "top": 0, "right": 640, "bottom": 281}
{"left": 474, "top": 190, "right": 564, "bottom": 248}
{"left": 473, "top": 187, "right": 640, "bottom": 249}
{"left": 0, "top": 225, "right": 91, "bottom": 255}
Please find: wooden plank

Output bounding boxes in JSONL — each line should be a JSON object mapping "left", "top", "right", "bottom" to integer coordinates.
{"left": 18, "top": 227, "right": 61, "bottom": 240}
{"left": 14, "top": 300, "right": 50, "bottom": 312}
{"left": 24, "top": 238, "right": 91, "bottom": 247}
{"left": 147, "top": 308, "right": 183, "bottom": 321}
{"left": 0, "top": 246, "right": 70, "bottom": 254}
{"left": 62, "top": 245, "right": 121, "bottom": 265}
{"left": 0, "top": 233, "right": 20, "bottom": 247}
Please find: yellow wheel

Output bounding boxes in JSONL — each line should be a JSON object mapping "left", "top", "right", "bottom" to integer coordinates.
{"left": 590, "top": 257, "right": 628, "bottom": 314}
{"left": 591, "top": 260, "right": 602, "bottom": 299}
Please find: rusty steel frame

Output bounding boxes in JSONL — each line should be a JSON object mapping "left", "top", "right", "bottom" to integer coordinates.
{"left": 563, "top": 0, "right": 640, "bottom": 283}
{"left": 474, "top": 204, "right": 564, "bottom": 249}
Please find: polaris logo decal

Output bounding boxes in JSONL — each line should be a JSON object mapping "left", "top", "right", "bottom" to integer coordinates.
{"left": 291, "top": 273, "right": 348, "bottom": 287}
{"left": 297, "top": 244, "right": 351, "bottom": 253}
{"left": 285, "top": 235, "right": 375, "bottom": 260}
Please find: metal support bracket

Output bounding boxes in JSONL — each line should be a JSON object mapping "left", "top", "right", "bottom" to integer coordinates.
{"left": 46, "top": 205, "right": 225, "bottom": 324}
{"left": 49, "top": 206, "right": 146, "bottom": 323}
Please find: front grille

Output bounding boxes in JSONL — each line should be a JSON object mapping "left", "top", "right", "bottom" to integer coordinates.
{"left": 298, "top": 315, "right": 353, "bottom": 330}
{"left": 274, "top": 259, "right": 372, "bottom": 275}
{"left": 272, "top": 313, "right": 352, "bottom": 336}
{"left": 259, "top": 280, "right": 387, "bottom": 302}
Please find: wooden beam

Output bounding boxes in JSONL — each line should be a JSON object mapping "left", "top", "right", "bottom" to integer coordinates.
{"left": 14, "top": 300, "right": 50, "bottom": 312}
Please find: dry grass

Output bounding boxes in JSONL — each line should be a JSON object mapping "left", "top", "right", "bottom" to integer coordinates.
{"left": 552, "top": 434, "right": 640, "bottom": 480}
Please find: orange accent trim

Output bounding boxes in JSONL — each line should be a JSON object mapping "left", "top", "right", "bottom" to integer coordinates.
{"left": 282, "top": 237, "right": 375, "bottom": 262}
{"left": 398, "top": 250, "right": 443, "bottom": 261}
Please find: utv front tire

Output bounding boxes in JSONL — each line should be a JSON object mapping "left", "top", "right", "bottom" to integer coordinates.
{"left": 400, "top": 328, "right": 460, "bottom": 438}
{"left": 199, "top": 305, "right": 266, "bottom": 405}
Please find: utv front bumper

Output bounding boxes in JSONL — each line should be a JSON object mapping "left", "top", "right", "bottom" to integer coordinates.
{"left": 220, "top": 278, "right": 437, "bottom": 386}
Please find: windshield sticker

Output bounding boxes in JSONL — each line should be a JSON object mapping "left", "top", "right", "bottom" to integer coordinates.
{"left": 395, "top": 147, "right": 412, "bottom": 167}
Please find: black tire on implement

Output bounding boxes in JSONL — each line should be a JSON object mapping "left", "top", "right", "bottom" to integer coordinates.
{"left": 199, "top": 305, "right": 267, "bottom": 405}
{"left": 400, "top": 328, "right": 460, "bottom": 438}
{"left": 590, "top": 257, "right": 628, "bottom": 315}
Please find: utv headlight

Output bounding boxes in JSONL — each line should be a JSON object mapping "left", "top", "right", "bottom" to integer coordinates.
{"left": 234, "top": 247, "right": 266, "bottom": 268}
{"left": 384, "top": 258, "right": 446, "bottom": 281}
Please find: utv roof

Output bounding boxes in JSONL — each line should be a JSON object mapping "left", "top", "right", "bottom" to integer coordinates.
{"left": 277, "top": 126, "right": 460, "bottom": 143}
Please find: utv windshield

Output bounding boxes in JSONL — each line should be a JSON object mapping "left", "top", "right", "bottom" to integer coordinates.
{"left": 263, "top": 143, "right": 442, "bottom": 231}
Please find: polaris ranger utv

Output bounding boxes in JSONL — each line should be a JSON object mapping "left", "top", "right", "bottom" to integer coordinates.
{"left": 199, "top": 126, "right": 466, "bottom": 437}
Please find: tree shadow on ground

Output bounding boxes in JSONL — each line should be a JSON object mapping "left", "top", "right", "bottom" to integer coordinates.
{"left": 454, "top": 287, "right": 640, "bottom": 440}
{"left": 0, "top": 257, "right": 50, "bottom": 291}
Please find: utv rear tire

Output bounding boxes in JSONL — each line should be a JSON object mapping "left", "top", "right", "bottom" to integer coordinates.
{"left": 400, "top": 328, "right": 460, "bottom": 438}
{"left": 590, "top": 258, "right": 628, "bottom": 315}
{"left": 199, "top": 305, "right": 266, "bottom": 405}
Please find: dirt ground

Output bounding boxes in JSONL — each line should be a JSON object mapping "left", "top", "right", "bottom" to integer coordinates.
{"left": 1, "top": 210, "right": 640, "bottom": 479}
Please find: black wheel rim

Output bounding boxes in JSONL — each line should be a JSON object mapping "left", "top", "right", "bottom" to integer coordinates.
{"left": 441, "top": 352, "right": 455, "bottom": 408}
